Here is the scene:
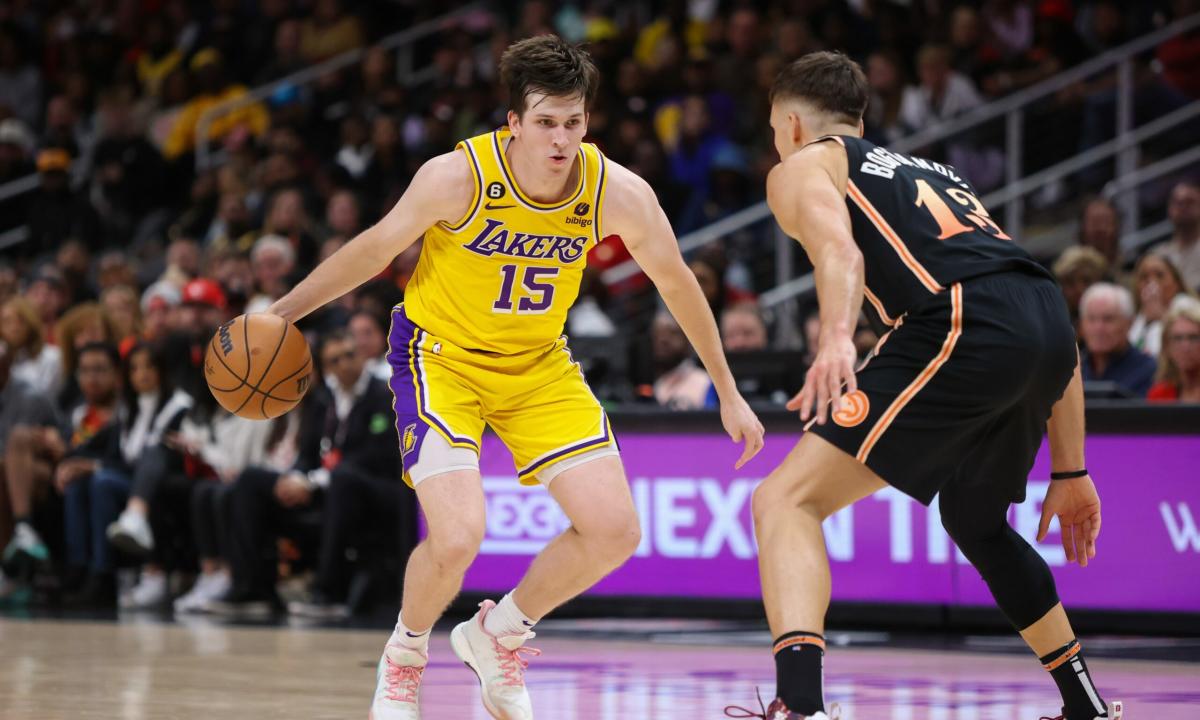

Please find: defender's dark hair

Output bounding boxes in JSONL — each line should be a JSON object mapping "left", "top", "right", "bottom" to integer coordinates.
{"left": 500, "top": 35, "right": 599, "bottom": 116}
{"left": 770, "top": 51, "right": 869, "bottom": 125}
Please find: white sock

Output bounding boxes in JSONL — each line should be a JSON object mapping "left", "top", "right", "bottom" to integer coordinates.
{"left": 391, "top": 610, "right": 431, "bottom": 652}
{"left": 484, "top": 593, "right": 536, "bottom": 637}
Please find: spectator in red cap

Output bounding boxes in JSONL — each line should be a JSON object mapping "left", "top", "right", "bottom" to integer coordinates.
{"left": 157, "top": 277, "right": 231, "bottom": 403}
{"left": 179, "top": 277, "right": 229, "bottom": 332}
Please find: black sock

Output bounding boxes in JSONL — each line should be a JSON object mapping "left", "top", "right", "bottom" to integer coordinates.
{"left": 13, "top": 516, "right": 31, "bottom": 527}
{"left": 773, "top": 630, "right": 825, "bottom": 715}
{"left": 1040, "top": 640, "right": 1108, "bottom": 719}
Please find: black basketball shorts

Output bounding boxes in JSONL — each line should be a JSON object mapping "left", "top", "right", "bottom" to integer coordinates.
{"left": 810, "top": 272, "right": 1078, "bottom": 505}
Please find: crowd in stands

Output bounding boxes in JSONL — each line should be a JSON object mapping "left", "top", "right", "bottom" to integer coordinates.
{"left": 0, "top": 1, "right": 1197, "bottom": 612}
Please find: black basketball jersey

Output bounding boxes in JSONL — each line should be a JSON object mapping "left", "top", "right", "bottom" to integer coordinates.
{"left": 827, "top": 135, "right": 1052, "bottom": 327}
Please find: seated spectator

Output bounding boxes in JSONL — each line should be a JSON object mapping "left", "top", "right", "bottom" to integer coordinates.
{"left": 23, "top": 265, "right": 69, "bottom": 336}
{"left": 299, "top": 0, "right": 364, "bottom": 63}
{"left": 172, "top": 404, "right": 296, "bottom": 614}
{"left": 1, "top": 296, "right": 62, "bottom": 395}
{"left": 901, "top": 44, "right": 1002, "bottom": 190}
{"left": 1152, "top": 181, "right": 1200, "bottom": 293}
{"left": 349, "top": 309, "right": 391, "bottom": 381}
{"left": 162, "top": 49, "right": 269, "bottom": 161}
{"left": 26, "top": 149, "right": 103, "bottom": 255}
{"left": 100, "top": 285, "right": 142, "bottom": 349}
{"left": 213, "top": 329, "right": 405, "bottom": 618}
{"left": 58, "top": 342, "right": 192, "bottom": 607}
{"left": 1052, "top": 246, "right": 1108, "bottom": 339}
{"left": 1148, "top": 299, "right": 1200, "bottom": 402}
{"left": 1, "top": 343, "right": 118, "bottom": 599}
{"left": 864, "top": 51, "right": 909, "bottom": 145}
{"left": 0, "top": 343, "right": 62, "bottom": 593}
{"left": 1078, "top": 197, "right": 1121, "bottom": 270}
{"left": 1130, "top": 253, "right": 1195, "bottom": 356}
{"left": 900, "top": 44, "right": 985, "bottom": 128}
{"left": 325, "top": 189, "right": 364, "bottom": 240}
{"left": 140, "top": 281, "right": 181, "bottom": 342}
{"left": 651, "top": 311, "right": 710, "bottom": 410}
{"left": 689, "top": 253, "right": 756, "bottom": 322}
{"left": 721, "top": 303, "right": 769, "bottom": 353}
{"left": 1079, "top": 283, "right": 1157, "bottom": 397}
{"left": 260, "top": 187, "right": 319, "bottom": 270}
{"left": 55, "top": 302, "right": 122, "bottom": 411}
{"left": 247, "top": 234, "right": 298, "bottom": 314}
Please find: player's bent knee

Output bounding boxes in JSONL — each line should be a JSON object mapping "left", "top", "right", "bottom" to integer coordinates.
{"left": 578, "top": 511, "right": 641, "bottom": 565}
{"left": 426, "top": 525, "right": 484, "bottom": 572}
{"left": 751, "top": 471, "right": 828, "bottom": 527}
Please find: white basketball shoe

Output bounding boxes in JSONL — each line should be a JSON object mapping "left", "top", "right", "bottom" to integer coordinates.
{"left": 368, "top": 644, "right": 426, "bottom": 720}
{"left": 450, "top": 599, "right": 541, "bottom": 719}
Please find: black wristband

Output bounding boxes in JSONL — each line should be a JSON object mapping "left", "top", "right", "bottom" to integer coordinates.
{"left": 1050, "top": 469, "right": 1088, "bottom": 480}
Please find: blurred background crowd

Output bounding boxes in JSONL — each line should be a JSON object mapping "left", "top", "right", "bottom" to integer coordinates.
{"left": 0, "top": 0, "right": 1197, "bottom": 614}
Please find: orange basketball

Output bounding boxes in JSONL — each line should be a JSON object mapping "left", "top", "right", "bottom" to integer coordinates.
{"left": 204, "top": 313, "right": 313, "bottom": 420}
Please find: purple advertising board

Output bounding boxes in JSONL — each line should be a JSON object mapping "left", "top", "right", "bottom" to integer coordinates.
{"left": 455, "top": 432, "right": 1199, "bottom": 612}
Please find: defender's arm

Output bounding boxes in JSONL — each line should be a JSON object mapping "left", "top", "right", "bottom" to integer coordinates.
{"left": 768, "top": 141, "right": 864, "bottom": 424}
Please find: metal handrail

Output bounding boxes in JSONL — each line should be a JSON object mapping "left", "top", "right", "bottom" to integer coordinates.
{"left": 615, "top": 13, "right": 1200, "bottom": 309}
{"left": 0, "top": 173, "right": 39, "bottom": 204}
{"left": 890, "top": 12, "right": 1200, "bottom": 154}
{"left": 1103, "top": 143, "right": 1200, "bottom": 198}
{"left": 981, "top": 100, "right": 1200, "bottom": 208}
{"left": 193, "top": 2, "right": 484, "bottom": 171}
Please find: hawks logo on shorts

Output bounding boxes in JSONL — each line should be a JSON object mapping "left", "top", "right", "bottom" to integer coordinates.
{"left": 833, "top": 390, "right": 870, "bottom": 428}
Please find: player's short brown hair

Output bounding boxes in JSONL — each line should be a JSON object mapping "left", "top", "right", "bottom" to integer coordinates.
{"left": 770, "top": 51, "right": 869, "bottom": 125}
{"left": 500, "top": 35, "right": 599, "bottom": 117}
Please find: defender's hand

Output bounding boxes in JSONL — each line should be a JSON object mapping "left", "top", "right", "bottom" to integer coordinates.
{"left": 788, "top": 334, "right": 858, "bottom": 425}
{"left": 1038, "top": 475, "right": 1102, "bottom": 568}
{"left": 721, "top": 394, "right": 765, "bottom": 470}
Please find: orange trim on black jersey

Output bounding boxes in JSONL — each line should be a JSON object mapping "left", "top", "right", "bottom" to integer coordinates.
{"left": 856, "top": 283, "right": 962, "bottom": 463}
{"left": 864, "top": 285, "right": 897, "bottom": 327}
{"left": 847, "top": 180, "right": 945, "bottom": 294}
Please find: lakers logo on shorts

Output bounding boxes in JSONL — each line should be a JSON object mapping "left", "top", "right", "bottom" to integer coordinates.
{"left": 833, "top": 390, "right": 870, "bottom": 428}
{"left": 402, "top": 423, "right": 417, "bottom": 456}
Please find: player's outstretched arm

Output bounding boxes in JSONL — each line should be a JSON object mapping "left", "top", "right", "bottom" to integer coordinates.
{"left": 605, "top": 163, "right": 764, "bottom": 469}
{"left": 768, "top": 142, "right": 864, "bottom": 425}
{"left": 268, "top": 151, "right": 473, "bottom": 323}
{"left": 1040, "top": 352, "right": 1101, "bottom": 567}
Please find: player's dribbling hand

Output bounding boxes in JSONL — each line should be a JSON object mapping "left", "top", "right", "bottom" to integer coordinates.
{"left": 1038, "top": 475, "right": 1102, "bottom": 568}
{"left": 721, "top": 394, "right": 765, "bottom": 470}
{"left": 788, "top": 334, "right": 858, "bottom": 425}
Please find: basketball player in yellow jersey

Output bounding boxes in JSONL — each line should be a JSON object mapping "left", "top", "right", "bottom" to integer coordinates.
{"left": 267, "top": 36, "right": 764, "bottom": 720}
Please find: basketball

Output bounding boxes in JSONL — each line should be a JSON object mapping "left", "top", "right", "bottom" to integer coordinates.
{"left": 204, "top": 313, "right": 312, "bottom": 420}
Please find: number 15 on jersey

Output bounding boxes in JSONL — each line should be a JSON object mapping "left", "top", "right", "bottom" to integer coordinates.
{"left": 493, "top": 264, "right": 559, "bottom": 314}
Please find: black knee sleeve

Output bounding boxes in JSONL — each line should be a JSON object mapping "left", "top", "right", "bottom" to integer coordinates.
{"left": 940, "top": 491, "right": 1060, "bottom": 630}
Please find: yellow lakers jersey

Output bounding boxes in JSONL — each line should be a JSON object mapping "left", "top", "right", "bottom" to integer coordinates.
{"left": 404, "top": 128, "right": 609, "bottom": 355}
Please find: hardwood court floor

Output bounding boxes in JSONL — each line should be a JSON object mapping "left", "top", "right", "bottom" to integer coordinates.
{"left": 1, "top": 618, "right": 1198, "bottom": 719}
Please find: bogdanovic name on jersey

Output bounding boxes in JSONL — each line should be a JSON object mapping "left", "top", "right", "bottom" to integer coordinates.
{"left": 463, "top": 217, "right": 589, "bottom": 263}
{"left": 859, "top": 145, "right": 968, "bottom": 188}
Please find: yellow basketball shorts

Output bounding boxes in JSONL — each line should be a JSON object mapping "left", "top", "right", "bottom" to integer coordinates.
{"left": 386, "top": 305, "right": 618, "bottom": 487}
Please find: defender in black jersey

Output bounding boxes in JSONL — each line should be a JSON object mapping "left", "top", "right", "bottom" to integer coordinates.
{"left": 726, "top": 53, "right": 1119, "bottom": 720}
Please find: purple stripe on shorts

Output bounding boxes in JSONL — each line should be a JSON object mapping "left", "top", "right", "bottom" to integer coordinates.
{"left": 517, "top": 414, "right": 613, "bottom": 479}
{"left": 386, "top": 307, "right": 477, "bottom": 450}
